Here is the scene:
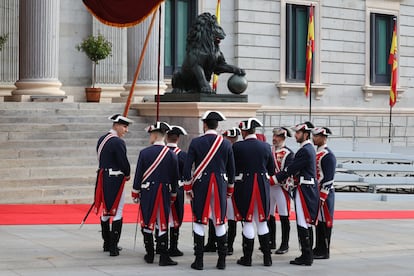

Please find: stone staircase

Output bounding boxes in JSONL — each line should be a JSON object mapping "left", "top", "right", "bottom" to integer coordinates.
{"left": 0, "top": 102, "right": 149, "bottom": 204}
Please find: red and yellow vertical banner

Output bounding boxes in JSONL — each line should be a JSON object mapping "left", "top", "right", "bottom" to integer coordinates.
{"left": 212, "top": 0, "right": 221, "bottom": 92}
{"left": 304, "top": 5, "right": 314, "bottom": 97}
{"left": 388, "top": 18, "right": 398, "bottom": 107}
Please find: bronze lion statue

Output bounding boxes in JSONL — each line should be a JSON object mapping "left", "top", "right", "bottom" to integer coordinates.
{"left": 171, "top": 12, "right": 245, "bottom": 94}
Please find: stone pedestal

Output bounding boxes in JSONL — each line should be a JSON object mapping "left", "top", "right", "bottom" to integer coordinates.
{"left": 158, "top": 93, "right": 248, "bottom": 103}
{"left": 130, "top": 102, "right": 262, "bottom": 150}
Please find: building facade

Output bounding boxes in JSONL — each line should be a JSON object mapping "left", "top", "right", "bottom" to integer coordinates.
{"left": 0, "top": 0, "right": 413, "bottom": 111}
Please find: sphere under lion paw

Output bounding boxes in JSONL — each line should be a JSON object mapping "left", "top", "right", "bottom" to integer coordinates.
{"left": 227, "top": 74, "right": 248, "bottom": 94}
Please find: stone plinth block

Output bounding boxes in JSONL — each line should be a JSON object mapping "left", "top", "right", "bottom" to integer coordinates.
{"left": 130, "top": 102, "right": 262, "bottom": 150}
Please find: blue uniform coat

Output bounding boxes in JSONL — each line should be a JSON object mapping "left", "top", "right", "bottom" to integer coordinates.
{"left": 133, "top": 144, "right": 179, "bottom": 231}
{"left": 168, "top": 145, "right": 187, "bottom": 227}
{"left": 183, "top": 132, "right": 235, "bottom": 225}
{"left": 276, "top": 141, "right": 319, "bottom": 224}
{"left": 316, "top": 145, "right": 336, "bottom": 223}
{"left": 94, "top": 132, "right": 130, "bottom": 216}
{"left": 233, "top": 136, "right": 275, "bottom": 222}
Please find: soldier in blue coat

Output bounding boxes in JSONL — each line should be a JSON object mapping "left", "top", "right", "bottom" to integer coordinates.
{"left": 269, "top": 127, "right": 294, "bottom": 254}
{"left": 183, "top": 110, "right": 235, "bottom": 270}
{"left": 312, "top": 127, "right": 336, "bottom": 260}
{"left": 94, "top": 114, "right": 133, "bottom": 257}
{"left": 166, "top": 125, "right": 188, "bottom": 257}
{"left": 274, "top": 121, "right": 319, "bottom": 266}
{"left": 233, "top": 118, "right": 275, "bottom": 267}
{"left": 131, "top": 121, "right": 179, "bottom": 266}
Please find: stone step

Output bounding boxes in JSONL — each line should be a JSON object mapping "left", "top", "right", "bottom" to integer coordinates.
{"left": 0, "top": 156, "right": 139, "bottom": 167}
{"left": 0, "top": 182, "right": 135, "bottom": 204}
{"left": 0, "top": 165, "right": 99, "bottom": 180}
{"left": 1, "top": 185, "right": 95, "bottom": 204}
{"left": 0, "top": 138, "right": 148, "bottom": 149}
{"left": 0, "top": 176, "right": 97, "bottom": 189}
{"left": 0, "top": 114, "right": 146, "bottom": 124}
{"left": 0, "top": 165, "right": 139, "bottom": 180}
{"left": 0, "top": 122, "right": 147, "bottom": 132}
{"left": 0, "top": 102, "right": 145, "bottom": 203}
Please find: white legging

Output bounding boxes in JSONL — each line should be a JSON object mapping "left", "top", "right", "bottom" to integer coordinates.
{"left": 242, "top": 203, "right": 269, "bottom": 239}
{"left": 294, "top": 190, "right": 310, "bottom": 229}
{"left": 193, "top": 184, "right": 226, "bottom": 237}
{"left": 101, "top": 190, "right": 125, "bottom": 222}
{"left": 269, "top": 185, "right": 289, "bottom": 216}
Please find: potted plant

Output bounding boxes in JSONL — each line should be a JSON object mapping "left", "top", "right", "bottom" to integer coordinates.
{"left": 76, "top": 34, "right": 112, "bottom": 102}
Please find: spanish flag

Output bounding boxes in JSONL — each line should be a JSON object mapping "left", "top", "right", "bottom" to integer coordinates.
{"left": 304, "top": 5, "right": 314, "bottom": 97}
{"left": 212, "top": 0, "right": 221, "bottom": 92}
{"left": 388, "top": 19, "right": 398, "bottom": 107}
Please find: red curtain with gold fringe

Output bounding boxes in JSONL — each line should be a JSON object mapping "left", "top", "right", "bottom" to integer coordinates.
{"left": 82, "top": 0, "right": 163, "bottom": 27}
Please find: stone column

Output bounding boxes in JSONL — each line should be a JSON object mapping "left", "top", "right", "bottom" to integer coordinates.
{"left": 11, "top": 0, "right": 66, "bottom": 101}
{"left": 121, "top": 8, "right": 167, "bottom": 102}
{"left": 93, "top": 19, "right": 127, "bottom": 103}
{"left": 0, "top": 0, "right": 19, "bottom": 101}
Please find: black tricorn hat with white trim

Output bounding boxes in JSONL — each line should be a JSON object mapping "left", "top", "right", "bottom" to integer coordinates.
{"left": 108, "top": 114, "right": 134, "bottom": 126}
{"left": 312, "top": 126, "right": 333, "bottom": 136}
{"left": 292, "top": 121, "right": 315, "bottom": 132}
{"left": 223, "top": 127, "right": 241, "bottom": 138}
{"left": 239, "top": 118, "right": 263, "bottom": 131}
{"left": 273, "top": 127, "right": 292, "bottom": 137}
{"left": 146, "top": 121, "right": 172, "bottom": 134}
{"left": 168, "top": 125, "right": 188, "bottom": 136}
{"left": 201, "top": 110, "right": 226, "bottom": 121}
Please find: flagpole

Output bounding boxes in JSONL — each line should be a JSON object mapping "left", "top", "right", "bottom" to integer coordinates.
{"left": 309, "top": 82, "right": 312, "bottom": 121}
{"left": 156, "top": 5, "right": 161, "bottom": 121}
{"left": 388, "top": 105, "right": 392, "bottom": 143}
{"left": 123, "top": 6, "right": 159, "bottom": 117}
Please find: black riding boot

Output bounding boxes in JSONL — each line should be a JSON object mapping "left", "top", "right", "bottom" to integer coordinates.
{"left": 313, "top": 221, "right": 324, "bottom": 256}
{"left": 314, "top": 222, "right": 332, "bottom": 259}
{"left": 155, "top": 228, "right": 160, "bottom": 254}
{"left": 258, "top": 233, "right": 272, "bottom": 266}
{"left": 168, "top": 227, "right": 184, "bottom": 256}
{"left": 275, "top": 215, "right": 290, "bottom": 254}
{"left": 109, "top": 219, "right": 122, "bottom": 256}
{"left": 191, "top": 233, "right": 204, "bottom": 270}
{"left": 216, "top": 234, "right": 227, "bottom": 269}
{"left": 100, "top": 218, "right": 110, "bottom": 252}
{"left": 290, "top": 226, "right": 313, "bottom": 266}
{"left": 143, "top": 231, "right": 154, "bottom": 263}
{"left": 227, "top": 220, "right": 237, "bottom": 255}
{"left": 267, "top": 215, "right": 276, "bottom": 249}
{"left": 204, "top": 219, "right": 217, "bottom": 252}
{"left": 158, "top": 233, "right": 178, "bottom": 266}
{"left": 237, "top": 235, "right": 254, "bottom": 266}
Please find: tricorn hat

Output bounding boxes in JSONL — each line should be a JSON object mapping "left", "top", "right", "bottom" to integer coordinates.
{"left": 146, "top": 121, "right": 172, "bottom": 134}
{"left": 273, "top": 127, "right": 292, "bottom": 137}
{"left": 108, "top": 114, "right": 134, "bottom": 126}
{"left": 312, "top": 127, "right": 333, "bottom": 136}
{"left": 292, "top": 121, "right": 314, "bottom": 132}
{"left": 223, "top": 127, "right": 241, "bottom": 138}
{"left": 239, "top": 118, "right": 263, "bottom": 131}
{"left": 201, "top": 110, "right": 226, "bottom": 121}
{"left": 168, "top": 125, "right": 188, "bottom": 136}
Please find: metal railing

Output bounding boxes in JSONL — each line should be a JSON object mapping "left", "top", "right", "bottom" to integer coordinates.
{"left": 256, "top": 111, "right": 414, "bottom": 148}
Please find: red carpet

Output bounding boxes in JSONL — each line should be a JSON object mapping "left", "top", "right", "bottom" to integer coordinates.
{"left": 0, "top": 204, "right": 413, "bottom": 225}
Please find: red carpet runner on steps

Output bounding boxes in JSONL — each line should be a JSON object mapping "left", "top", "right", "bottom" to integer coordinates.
{"left": 0, "top": 204, "right": 413, "bottom": 225}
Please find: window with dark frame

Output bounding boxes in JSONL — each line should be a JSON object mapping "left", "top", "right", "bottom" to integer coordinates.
{"left": 286, "top": 4, "right": 311, "bottom": 82}
{"left": 164, "top": 0, "right": 197, "bottom": 77}
{"left": 370, "top": 13, "right": 394, "bottom": 85}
